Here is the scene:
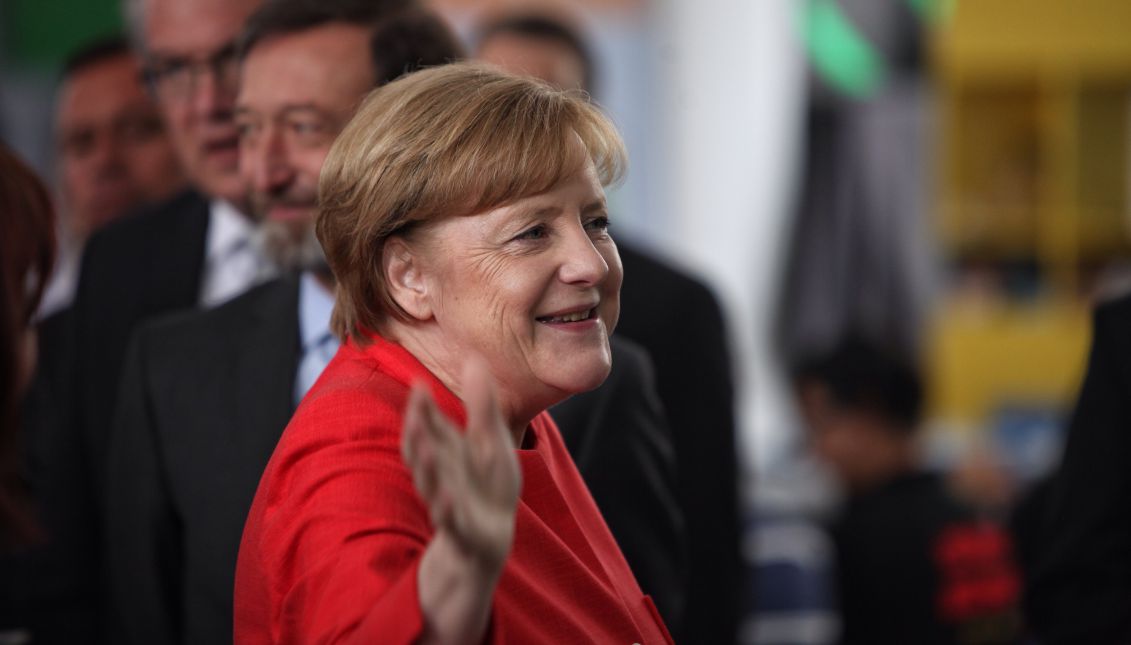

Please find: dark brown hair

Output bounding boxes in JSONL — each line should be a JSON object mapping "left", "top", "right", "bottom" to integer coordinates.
{"left": 0, "top": 143, "right": 56, "bottom": 544}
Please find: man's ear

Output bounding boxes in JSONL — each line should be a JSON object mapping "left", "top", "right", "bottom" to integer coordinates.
{"left": 383, "top": 237, "right": 433, "bottom": 321}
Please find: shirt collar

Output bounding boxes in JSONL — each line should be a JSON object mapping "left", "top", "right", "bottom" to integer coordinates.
{"left": 298, "top": 271, "right": 336, "bottom": 350}
{"left": 205, "top": 199, "right": 256, "bottom": 261}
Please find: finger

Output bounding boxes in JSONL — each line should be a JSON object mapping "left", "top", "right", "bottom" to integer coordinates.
{"left": 401, "top": 382, "right": 430, "bottom": 465}
{"left": 419, "top": 388, "right": 463, "bottom": 470}
{"left": 430, "top": 489, "right": 454, "bottom": 532}
{"left": 410, "top": 429, "right": 438, "bottom": 501}
{"left": 462, "top": 354, "right": 512, "bottom": 452}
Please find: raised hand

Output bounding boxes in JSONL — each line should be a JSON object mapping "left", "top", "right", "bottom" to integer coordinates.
{"left": 402, "top": 356, "right": 522, "bottom": 571}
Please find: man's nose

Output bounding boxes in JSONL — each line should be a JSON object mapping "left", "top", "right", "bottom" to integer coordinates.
{"left": 189, "top": 65, "right": 236, "bottom": 121}
{"left": 91, "top": 131, "right": 127, "bottom": 179}
{"left": 246, "top": 127, "right": 294, "bottom": 195}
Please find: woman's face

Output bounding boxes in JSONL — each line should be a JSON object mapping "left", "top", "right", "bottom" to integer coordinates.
{"left": 415, "top": 159, "right": 622, "bottom": 411}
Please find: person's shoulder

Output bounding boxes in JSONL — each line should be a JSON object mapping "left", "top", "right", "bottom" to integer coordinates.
{"left": 843, "top": 473, "right": 965, "bottom": 527}
{"left": 618, "top": 239, "right": 720, "bottom": 305}
{"left": 1083, "top": 292, "right": 1131, "bottom": 369}
{"left": 86, "top": 189, "right": 209, "bottom": 253}
{"left": 609, "top": 334, "right": 651, "bottom": 368}
{"left": 132, "top": 276, "right": 297, "bottom": 354}
{"left": 1094, "top": 290, "right": 1131, "bottom": 329}
{"left": 606, "top": 335, "right": 658, "bottom": 391}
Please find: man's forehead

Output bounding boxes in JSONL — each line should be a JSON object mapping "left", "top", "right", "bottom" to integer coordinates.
{"left": 237, "top": 25, "right": 374, "bottom": 109}
{"left": 58, "top": 58, "right": 148, "bottom": 122}
{"left": 143, "top": 0, "right": 259, "bottom": 56}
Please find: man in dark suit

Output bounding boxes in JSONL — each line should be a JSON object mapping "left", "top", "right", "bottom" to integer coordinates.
{"left": 105, "top": 6, "right": 452, "bottom": 643}
{"left": 477, "top": 14, "right": 742, "bottom": 643}
{"left": 18, "top": 3, "right": 264, "bottom": 642}
{"left": 1028, "top": 292, "right": 1131, "bottom": 643}
{"left": 73, "top": 0, "right": 270, "bottom": 488}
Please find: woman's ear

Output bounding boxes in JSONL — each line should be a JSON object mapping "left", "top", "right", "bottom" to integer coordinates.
{"left": 383, "top": 237, "right": 433, "bottom": 321}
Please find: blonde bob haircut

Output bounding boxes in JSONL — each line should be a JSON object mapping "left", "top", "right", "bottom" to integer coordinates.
{"left": 317, "top": 61, "right": 627, "bottom": 344}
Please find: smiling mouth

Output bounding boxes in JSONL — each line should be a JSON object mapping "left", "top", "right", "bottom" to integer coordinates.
{"left": 536, "top": 308, "right": 596, "bottom": 324}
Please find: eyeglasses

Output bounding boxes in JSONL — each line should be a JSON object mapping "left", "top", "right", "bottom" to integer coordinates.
{"left": 143, "top": 43, "right": 240, "bottom": 101}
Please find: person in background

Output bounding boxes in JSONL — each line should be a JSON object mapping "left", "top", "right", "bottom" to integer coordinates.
{"left": 235, "top": 62, "right": 672, "bottom": 644}
{"left": 0, "top": 144, "right": 55, "bottom": 544}
{"left": 105, "top": 4, "right": 455, "bottom": 643}
{"left": 476, "top": 13, "right": 740, "bottom": 643}
{"left": 44, "top": 0, "right": 267, "bottom": 640}
{"left": 41, "top": 36, "right": 185, "bottom": 318}
{"left": 793, "top": 337, "right": 1020, "bottom": 644}
{"left": 1027, "top": 292, "right": 1131, "bottom": 644}
{"left": 69, "top": 0, "right": 270, "bottom": 505}
{"left": 0, "top": 144, "right": 61, "bottom": 641}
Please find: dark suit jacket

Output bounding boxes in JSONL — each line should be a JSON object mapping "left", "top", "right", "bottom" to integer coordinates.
{"left": 552, "top": 337, "right": 685, "bottom": 634}
{"left": 615, "top": 240, "right": 741, "bottom": 644}
{"left": 0, "top": 309, "right": 99, "bottom": 644}
{"left": 105, "top": 276, "right": 300, "bottom": 645}
{"left": 1029, "top": 293, "right": 1131, "bottom": 644}
{"left": 72, "top": 189, "right": 210, "bottom": 499}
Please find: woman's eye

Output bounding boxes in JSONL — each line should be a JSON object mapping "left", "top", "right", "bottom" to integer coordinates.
{"left": 515, "top": 225, "right": 547, "bottom": 241}
{"left": 585, "top": 216, "right": 611, "bottom": 232}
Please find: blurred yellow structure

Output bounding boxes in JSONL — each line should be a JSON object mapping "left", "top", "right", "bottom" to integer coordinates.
{"left": 927, "top": 0, "right": 1131, "bottom": 430}
{"left": 927, "top": 297, "right": 1090, "bottom": 429}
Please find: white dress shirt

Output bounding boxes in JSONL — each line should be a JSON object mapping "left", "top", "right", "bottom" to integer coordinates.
{"left": 294, "top": 271, "right": 339, "bottom": 405}
{"left": 198, "top": 200, "right": 274, "bottom": 308}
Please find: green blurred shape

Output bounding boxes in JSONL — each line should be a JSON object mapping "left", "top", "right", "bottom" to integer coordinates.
{"left": 3, "top": 0, "right": 123, "bottom": 69}
{"left": 907, "top": 0, "right": 955, "bottom": 24}
{"left": 801, "top": 0, "right": 885, "bottom": 99}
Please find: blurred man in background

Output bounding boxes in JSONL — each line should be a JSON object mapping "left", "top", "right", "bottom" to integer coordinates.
{"left": 35, "top": 0, "right": 267, "bottom": 641}
{"left": 476, "top": 13, "right": 741, "bottom": 644}
{"left": 2, "top": 34, "right": 185, "bottom": 645}
{"left": 103, "top": 4, "right": 445, "bottom": 642}
{"left": 70, "top": 0, "right": 267, "bottom": 508}
{"left": 794, "top": 337, "right": 1019, "bottom": 644}
{"left": 43, "top": 36, "right": 185, "bottom": 317}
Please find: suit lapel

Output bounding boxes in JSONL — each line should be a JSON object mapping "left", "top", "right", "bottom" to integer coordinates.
{"left": 143, "top": 190, "right": 211, "bottom": 313}
{"left": 225, "top": 275, "right": 302, "bottom": 468}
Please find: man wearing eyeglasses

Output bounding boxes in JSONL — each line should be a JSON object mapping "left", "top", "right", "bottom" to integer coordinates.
{"left": 59, "top": 0, "right": 265, "bottom": 640}
{"left": 70, "top": 0, "right": 265, "bottom": 482}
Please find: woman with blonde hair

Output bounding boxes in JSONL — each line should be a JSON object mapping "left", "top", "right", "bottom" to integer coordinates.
{"left": 235, "top": 62, "right": 673, "bottom": 643}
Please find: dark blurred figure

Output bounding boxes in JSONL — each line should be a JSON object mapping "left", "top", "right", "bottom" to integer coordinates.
{"left": 70, "top": 0, "right": 268, "bottom": 499}
{"left": 0, "top": 145, "right": 62, "bottom": 640}
{"left": 41, "top": 37, "right": 186, "bottom": 317}
{"left": 0, "top": 145, "right": 55, "bottom": 544}
{"left": 46, "top": 0, "right": 266, "bottom": 641}
{"left": 1028, "top": 293, "right": 1131, "bottom": 643}
{"left": 551, "top": 339, "right": 685, "bottom": 632}
{"left": 103, "top": 5, "right": 443, "bottom": 643}
{"left": 477, "top": 13, "right": 741, "bottom": 643}
{"left": 3, "top": 35, "right": 183, "bottom": 645}
{"left": 794, "top": 338, "right": 1020, "bottom": 645}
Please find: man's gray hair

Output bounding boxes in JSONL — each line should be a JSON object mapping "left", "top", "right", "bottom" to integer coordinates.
{"left": 121, "top": 0, "right": 148, "bottom": 54}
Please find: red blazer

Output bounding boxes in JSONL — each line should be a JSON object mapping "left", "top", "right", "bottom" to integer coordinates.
{"left": 234, "top": 332, "right": 673, "bottom": 644}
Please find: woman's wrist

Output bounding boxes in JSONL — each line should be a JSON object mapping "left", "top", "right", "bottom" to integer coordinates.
{"left": 417, "top": 530, "right": 506, "bottom": 645}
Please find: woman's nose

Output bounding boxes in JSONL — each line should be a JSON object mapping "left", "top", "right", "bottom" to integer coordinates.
{"left": 558, "top": 224, "right": 609, "bottom": 286}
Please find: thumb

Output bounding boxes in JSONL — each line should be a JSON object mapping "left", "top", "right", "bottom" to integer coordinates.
{"left": 462, "top": 354, "right": 512, "bottom": 450}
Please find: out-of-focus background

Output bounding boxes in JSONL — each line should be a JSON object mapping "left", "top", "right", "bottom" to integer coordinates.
{"left": 5, "top": 0, "right": 1131, "bottom": 641}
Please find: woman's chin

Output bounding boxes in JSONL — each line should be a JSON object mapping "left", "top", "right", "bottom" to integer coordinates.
{"left": 547, "top": 360, "right": 613, "bottom": 398}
